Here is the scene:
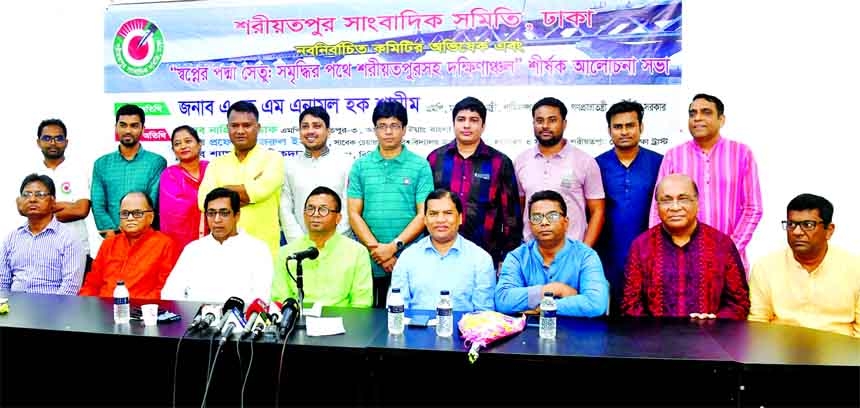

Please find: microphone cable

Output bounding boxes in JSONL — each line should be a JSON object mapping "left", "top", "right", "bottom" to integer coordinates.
{"left": 239, "top": 338, "right": 255, "bottom": 408}
{"left": 172, "top": 326, "right": 194, "bottom": 408}
{"left": 200, "top": 329, "right": 224, "bottom": 408}
{"left": 274, "top": 322, "right": 298, "bottom": 408}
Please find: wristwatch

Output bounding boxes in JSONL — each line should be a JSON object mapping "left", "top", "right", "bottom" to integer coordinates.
{"left": 395, "top": 240, "right": 404, "bottom": 251}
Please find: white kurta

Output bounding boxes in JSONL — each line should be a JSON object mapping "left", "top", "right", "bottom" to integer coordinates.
{"left": 161, "top": 231, "right": 274, "bottom": 304}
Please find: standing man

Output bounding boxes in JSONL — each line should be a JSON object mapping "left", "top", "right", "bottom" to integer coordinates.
{"left": 92, "top": 104, "right": 167, "bottom": 239}
{"left": 348, "top": 100, "right": 434, "bottom": 308}
{"left": 162, "top": 188, "right": 273, "bottom": 304}
{"left": 29, "top": 119, "right": 92, "bottom": 269}
{"left": 650, "top": 93, "right": 762, "bottom": 269}
{"left": 594, "top": 101, "right": 663, "bottom": 315}
{"left": 0, "top": 174, "right": 84, "bottom": 295}
{"left": 495, "top": 190, "right": 609, "bottom": 318}
{"left": 198, "top": 101, "right": 285, "bottom": 257}
{"left": 391, "top": 189, "right": 496, "bottom": 312}
{"left": 427, "top": 96, "right": 522, "bottom": 268}
{"left": 623, "top": 174, "right": 750, "bottom": 320}
{"left": 280, "top": 106, "right": 352, "bottom": 244}
{"left": 515, "top": 97, "right": 605, "bottom": 247}
{"left": 749, "top": 194, "right": 860, "bottom": 337}
{"left": 274, "top": 186, "right": 372, "bottom": 308}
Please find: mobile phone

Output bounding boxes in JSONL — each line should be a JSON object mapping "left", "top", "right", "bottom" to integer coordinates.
{"left": 407, "top": 313, "right": 432, "bottom": 327}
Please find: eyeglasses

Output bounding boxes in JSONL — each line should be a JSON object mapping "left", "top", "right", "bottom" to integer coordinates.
{"left": 529, "top": 211, "right": 564, "bottom": 225}
{"left": 656, "top": 197, "right": 697, "bottom": 208}
{"left": 205, "top": 209, "right": 233, "bottom": 219}
{"left": 304, "top": 205, "right": 338, "bottom": 217}
{"left": 39, "top": 135, "right": 66, "bottom": 143}
{"left": 20, "top": 191, "right": 52, "bottom": 200}
{"left": 782, "top": 220, "right": 824, "bottom": 232}
{"left": 119, "top": 210, "right": 153, "bottom": 219}
{"left": 374, "top": 123, "right": 403, "bottom": 132}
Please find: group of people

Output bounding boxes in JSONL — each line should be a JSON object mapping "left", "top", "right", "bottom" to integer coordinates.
{"left": 2, "top": 94, "right": 857, "bottom": 338}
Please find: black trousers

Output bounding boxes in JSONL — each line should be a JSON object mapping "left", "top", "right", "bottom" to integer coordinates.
{"left": 372, "top": 275, "right": 392, "bottom": 309}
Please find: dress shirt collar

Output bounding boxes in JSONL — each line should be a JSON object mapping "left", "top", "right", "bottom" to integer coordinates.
{"left": 371, "top": 145, "right": 407, "bottom": 163}
{"left": 659, "top": 221, "right": 702, "bottom": 248}
{"left": 17, "top": 216, "right": 61, "bottom": 236}
{"left": 528, "top": 237, "right": 573, "bottom": 266}
{"left": 421, "top": 234, "right": 464, "bottom": 256}
{"left": 303, "top": 145, "right": 330, "bottom": 159}
{"left": 443, "top": 139, "right": 491, "bottom": 159}
{"left": 531, "top": 139, "right": 571, "bottom": 159}
{"left": 688, "top": 134, "right": 725, "bottom": 154}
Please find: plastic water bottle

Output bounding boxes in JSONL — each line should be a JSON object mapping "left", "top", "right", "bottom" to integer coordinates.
{"left": 387, "top": 288, "right": 404, "bottom": 335}
{"left": 435, "top": 290, "right": 453, "bottom": 337}
{"left": 113, "top": 280, "right": 130, "bottom": 324}
{"left": 539, "top": 291, "right": 557, "bottom": 339}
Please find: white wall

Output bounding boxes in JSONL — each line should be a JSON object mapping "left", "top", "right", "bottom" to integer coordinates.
{"left": 1, "top": 0, "right": 857, "bottom": 260}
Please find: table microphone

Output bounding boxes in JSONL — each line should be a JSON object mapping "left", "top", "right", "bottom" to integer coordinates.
{"left": 278, "top": 298, "right": 300, "bottom": 339}
{"left": 219, "top": 307, "right": 246, "bottom": 344}
{"left": 241, "top": 299, "right": 268, "bottom": 339}
{"left": 190, "top": 304, "right": 222, "bottom": 332}
{"left": 250, "top": 312, "right": 272, "bottom": 340}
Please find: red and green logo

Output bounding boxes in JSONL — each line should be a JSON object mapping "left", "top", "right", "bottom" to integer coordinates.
{"left": 113, "top": 18, "right": 165, "bottom": 77}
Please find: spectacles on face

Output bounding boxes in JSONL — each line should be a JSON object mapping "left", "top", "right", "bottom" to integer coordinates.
{"left": 304, "top": 205, "right": 339, "bottom": 217}
{"left": 656, "top": 197, "right": 697, "bottom": 208}
{"left": 374, "top": 123, "right": 403, "bottom": 132}
{"left": 119, "top": 210, "right": 153, "bottom": 219}
{"left": 20, "top": 191, "right": 52, "bottom": 200}
{"left": 39, "top": 135, "right": 66, "bottom": 144}
{"left": 205, "top": 209, "right": 233, "bottom": 219}
{"left": 529, "top": 211, "right": 563, "bottom": 225}
{"left": 782, "top": 220, "right": 824, "bottom": 232}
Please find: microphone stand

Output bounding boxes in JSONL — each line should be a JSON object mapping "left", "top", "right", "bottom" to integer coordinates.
{"left": 295, "top": 259, "right": 306, "bottom": 330}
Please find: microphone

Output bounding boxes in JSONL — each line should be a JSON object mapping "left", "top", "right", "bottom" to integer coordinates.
{"left": 241, "top": 299, "right": 268, "bottom": 339}
{"left": 222, "top": 296, "right": 245, "bottom": 315}
{"left": 191, "top": 304, "right": 223, "bottom": 332}
{"left": 278, "top": 298, "right": 300, "bottom": 339}
{"left": 267, "top": 300, "right": 283, "bottom": 326}
{"left": 250, "top": 312, "right": 272, "bottom": 340}
{"left": 286, "top": 247, "right": 319, "bottom": 261}
{"left": 213, "top": 296, "right": 245, "bottom": 338}
{"left": 219, "top": 307, "right": 247, "bottom": 343}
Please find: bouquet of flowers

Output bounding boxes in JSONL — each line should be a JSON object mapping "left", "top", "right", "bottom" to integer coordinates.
{"left": 458, "top": 311, "right": 526, "bottom": 363}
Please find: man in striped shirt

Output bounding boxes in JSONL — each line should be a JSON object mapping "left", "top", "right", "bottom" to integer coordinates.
{"left": 649, "top": 94, "right": 762, "bottom": 270}
{"left": 427, "top": 97, "right": 522, "bottom": 269}
{"left": 1, "top": 174, "right": 85, "bottom": 295}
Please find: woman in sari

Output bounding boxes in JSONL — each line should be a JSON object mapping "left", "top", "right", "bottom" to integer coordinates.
{"left": 158, "top": 125, "right": 209, "bottom": 250}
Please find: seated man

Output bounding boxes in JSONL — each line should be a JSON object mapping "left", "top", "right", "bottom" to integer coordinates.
{"left": 391, "top": 189, "right": 495, "bottom": 312}
{"left": 495, "top": 190, "right": 609, "bottom": 317}
{"left": 621, "top": 174, "right": 750, "bottom": 319}
{"left": 79, "top": 192, "right": 179, "bottom": 299}
{"left": 162, "top": 188, "right": 273, "bottom": 303}
{"left": 749, "top": 194, "right": 860, "bottom": 337}
{"left": 1, "top": 174, "right": 84, "bottom": 295}
{"left": 272, "top": 186, "right": 372, "bottom": 307}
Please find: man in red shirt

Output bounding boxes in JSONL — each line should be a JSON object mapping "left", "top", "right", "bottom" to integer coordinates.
{"left": 79, "top": 192, "right": 179, "bottom": 299}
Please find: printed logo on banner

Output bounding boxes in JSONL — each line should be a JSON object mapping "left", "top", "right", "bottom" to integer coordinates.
{"left": 113, "top": 18, "right": 165, "bottom": 77}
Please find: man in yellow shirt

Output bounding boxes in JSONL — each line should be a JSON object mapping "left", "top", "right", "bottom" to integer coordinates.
{"left": 749, "top": 194, "right": 860, "bottom": 337}
{"left": 198, "top": 101, "right": 285, "bottom": 257}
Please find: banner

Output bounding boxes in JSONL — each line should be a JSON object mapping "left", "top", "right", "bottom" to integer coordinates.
{"left": 104, "top": 0, "right": 683, "bottom": 161}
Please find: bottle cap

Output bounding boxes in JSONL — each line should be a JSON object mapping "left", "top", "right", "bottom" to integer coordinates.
{"left": 543, "top": 291, "right": 553, "bottom": 297}
{"left": 440, "top": 290, "right": 450, "bottom": 295}
{"left": 117, "top": 280, "right": 125, "bottom": 286}
{"left": 391, "top": 288, "right": 400, "bottom": 293}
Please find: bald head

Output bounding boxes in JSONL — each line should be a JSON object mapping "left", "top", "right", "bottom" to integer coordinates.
{"left": 655, "top": 174, "right": 698, "bottom": 200}
{"left": 655, "top": 174, "right": 699, "bottom": 234}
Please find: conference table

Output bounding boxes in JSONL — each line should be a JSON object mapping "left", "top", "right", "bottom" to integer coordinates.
{"left": 0, "top": 293, "right": 857, "bottom": 407}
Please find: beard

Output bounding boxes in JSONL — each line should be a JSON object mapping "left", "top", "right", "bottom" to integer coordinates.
{"left": 42, "top": 149, "right": 64, "bottom": 160}
{"left": 119, "top": 136, "right": 138, "bottom": 148}
{"left": 535, "top": 134, "right": 563, "bottom": 147}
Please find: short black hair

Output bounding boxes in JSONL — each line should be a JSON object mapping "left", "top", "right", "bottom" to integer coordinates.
{"left": 528, "top": 190, "right": 566, "bottom": 216}
{"left": 424, "top": 188, "right": 463, "bottom": 215}
{"left": 119, "top": 191, "right": 154, "bottom": 210}
{"left": 691, "top": 93, "right": 725, "bottom": 116}
{"left": 372, "top": 100, "right": 408, "bottom": 127}
{"left": 227, "top": 100, "right": 260, "bottom": 121}
{"left": 304, "top": 186, "right": 342, "bottom": 212}
{"left": 171, "top": 125, "right": 201, "bottom": 144}
{"left": 299, "top": 106, "right": 330, "bottom": 128}
{"left": 19, "top": 173, "right": 55, "bottom": 197}
{"left": 37, "top": 119, "right": 67, "bottom": 139}
{"left": 452, "top": 97, "right": 487, "bottom": 124}
{"left": 787, "top": 193, "right": 834, "bottom": 226}
{"left": 116, "top": 104, "right": 146, "bottom": 125}
{"left": 606, "top": 100, "right": 644, "bottom": 126}
{"left": 532, "top": 97, "right": 568, "bottom": 120}
{"left": 204, "top": 187, "right": 240, "bottom": 214}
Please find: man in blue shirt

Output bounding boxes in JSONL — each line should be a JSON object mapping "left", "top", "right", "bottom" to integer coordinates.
{"left": 390, "top": 189, "right": 496, "bottom": 312}
{"left": 496, "top": 190, "right": 609, "bottom": 317}
{"left": 594, "top": 100, "right": 662, "bottom": 316}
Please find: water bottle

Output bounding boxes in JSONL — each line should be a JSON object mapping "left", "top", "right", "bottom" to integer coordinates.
{"left": 539, "top": 291, "right": 557, "bottom": 339}
{"left": 387, "top": 288, "right": 404, "bottom": 335}
{"left": 435, "top": 290, "right": 453, "bottom": 337}
{"left": 113, "top": 280, "right": 130, "bottom": 324}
